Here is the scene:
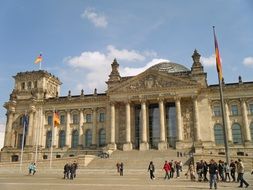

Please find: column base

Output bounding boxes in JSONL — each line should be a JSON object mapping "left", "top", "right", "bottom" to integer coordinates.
{"left": 123, "top": 142, "right": 133, "bottom": 151}
{"left": 158, "top": 141, "right": 167, "bottom": 150}
{"left": 244, "top": 141, "right": 253, "bottom": 147}
{"left": 139, "top": 142, "right": 149, "bottom": 151}
{"left": 107, "top": 143, "right": 117, "bottom": 150}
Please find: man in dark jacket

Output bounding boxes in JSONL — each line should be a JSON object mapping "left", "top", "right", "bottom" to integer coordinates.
{"left": 208, "top": 159, "right": 218, "bottom": 189}
{"left": 63, "top": 163, "right": 70, "bottom": 179}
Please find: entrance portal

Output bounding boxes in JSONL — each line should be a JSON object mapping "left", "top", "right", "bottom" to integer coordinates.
{"left": 148, "top": 104, "right": 160, "bottom": 149}
{"left": 166, "top": 103, "right": 177, "bottom": 148}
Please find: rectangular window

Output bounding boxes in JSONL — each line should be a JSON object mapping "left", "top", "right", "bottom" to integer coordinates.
{"left": 48, "top": 116, "right": 53, "bottom": 125}
{"left": 249, "top": 104, "right": 253, "bottom": 115}
{"left": 73, "top": 114, "right": 79, "bottom": 124}
{"left": 60, "top": 115, "right": 65, "bottom": 124}
{"left": 213, "top": 106, "right": 221, "bottom": 116}
{"left": 21, "top": 82, "right": 25, "bottom": 90}
{"left": 34, "top": 81, "right": 37, "bottom": 88}
{"left": 231, "top": 105, "right": 238, "bottom": 116}
{"left": 99, "top": 113, "right": 105, "bottom": 122}
{"left": 86, "top": 114, "right": 92, "bottom": 123}
{"left": 27, "top": 81, "right": 32, "bottom": 89}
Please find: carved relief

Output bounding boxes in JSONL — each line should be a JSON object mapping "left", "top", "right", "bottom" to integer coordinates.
{"left": 124, "top": 73, "right": 196, "bottom": 92}
{"left": 181, "top": 100, "right": 194, "bottom": 140}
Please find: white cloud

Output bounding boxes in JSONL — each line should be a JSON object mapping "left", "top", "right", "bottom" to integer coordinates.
{"left": 0, "top": 123, "right": 5, "bottom": 133}
{"left": 107, "top": 45, "right": 145, "bottom": 62}
{"left": 64, "top": 46, "right": 168, "bottom": 94}
{"left": 243, "top": 57, "right": 253, "bottom": 67}
{"left": 201, "top": 54, "right": 216, "bottom": 67}
{"left": 120, "top": 58, "right": 170, "bottom": 76}
{"left": 81, "top": 8, "right": 108, "bottom": 28}
{"left": 0, "top": 132, "right": 4, "bottom": 149}
{"left": 0, "top": 123, "right": 5, "bottom": 149}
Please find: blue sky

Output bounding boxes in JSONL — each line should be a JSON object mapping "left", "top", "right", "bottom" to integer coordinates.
{"left": 0, "top": 0, "right": 253, "bottom": 148}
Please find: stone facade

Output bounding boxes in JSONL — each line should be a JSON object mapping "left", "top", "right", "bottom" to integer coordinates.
{"left": 1, "top": 50, "right": 253, "bottom": 162}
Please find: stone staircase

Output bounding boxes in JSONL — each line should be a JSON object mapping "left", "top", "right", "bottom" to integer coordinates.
{"left": 87, "top": 149, "right": 191, "bottom": 170}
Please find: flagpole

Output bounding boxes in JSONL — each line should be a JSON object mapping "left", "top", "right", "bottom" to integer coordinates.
{"left": 213, "top": 26, "right": 230, "bottom": 164}
{"left": 49, "top": 109, "right": 54, "bottom": 169}
{"left": 19, "top": 113, "right": 27, "bottom": 172}
{"left": 218, "top": 77, "right": 230, "bottom": 164}
{"left": 39, "top": 60, "right": 42, "bottom": 70}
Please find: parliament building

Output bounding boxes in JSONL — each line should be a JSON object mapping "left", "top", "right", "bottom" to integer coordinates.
{"left": 1, "top": 50, "right": 253, "bottom": 162}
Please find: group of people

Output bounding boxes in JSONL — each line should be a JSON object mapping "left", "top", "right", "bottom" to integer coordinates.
{"left": 63, "top": 161, "right": 78, "bottom": 180}
{"left": 116, "top": 162, "right": 124, "bottom": 176}
{"left": 28, "top": 162, "right": 36, "bottom": 175}
{"left": 147, "top": 160, "right": 183, "bottom": 180}
{"left": 187, "top": 158, "right": 250, "bottom": 189}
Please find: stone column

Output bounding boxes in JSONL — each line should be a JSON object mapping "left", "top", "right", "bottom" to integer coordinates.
{"left": 78, "top": 109, "right": 84, "bottom": 147}
{"left": 242, "top": 99, "right": 251, "bottom": 143}
{"left": 225, "top": 101, "right": 232, "bottom": 143}
{"left": 65, "top": 110, "right": 71, "bottom": 148}
{"left": 26, "top": 110, "right": 34, "bottom": 146}
{"left": 91, "top": 108, "right": 97, "bottom": 148}
{"left": 123, "top": 101, "right": 133, "bottom": 151}
{"left": 140, "top": 100, "right": 149, "bottom": 150}
{"left": 32, "top": 110, "right": 38, "bottom": 146}
{"left": 158, "top": 98, "right": 167, "bottom": 150}
{"left": 175, "top": 98, "right": 183, "bottom": 141}
{"left": 193, "top": 97, "right": 201, "bottom": 141}
{"left": 108, "top": 102, "right": 116, "bottom": 150}
{"left": 4, "top": 110, "right": 14, "bottom": 147}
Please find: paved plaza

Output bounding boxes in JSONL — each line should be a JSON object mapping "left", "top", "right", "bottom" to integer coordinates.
{"left": 0, "top": 169, "right": 252, "bottom": 190}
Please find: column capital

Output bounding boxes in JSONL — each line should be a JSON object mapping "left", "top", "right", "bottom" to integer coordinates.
{"left": 157, "top": 97, "right": 165, "bottom": 102}
{"left": 191, "top": 95, "right": 198, "bottom": 101}
{"left": 174, "top": 96, "right": 181, "bottom": 102}
{"left": 240, "top": 98, "right": 247, "bottom": 103}
{"left": 92, "top": 107, "right": 98, "bottom": 112}
{"left": 109, "top": 101, "right": 116, "bottom": 106}
{"left": 65, "top": 109, "right": 71, "bottom": 113}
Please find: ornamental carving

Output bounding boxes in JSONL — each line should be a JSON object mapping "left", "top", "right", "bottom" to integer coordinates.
{"left": 126, "top": 74, "right": 193, "bottom": 92}
{"left": 181, "top": 100, "right": 194, "bottom": 140}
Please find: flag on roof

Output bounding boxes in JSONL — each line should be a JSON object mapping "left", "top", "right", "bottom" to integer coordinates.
{"left": 34, "top": 54, "right": 43, "bottom": 64}
{"left": 213, "top": 27, "right": 223, "bottom": 81}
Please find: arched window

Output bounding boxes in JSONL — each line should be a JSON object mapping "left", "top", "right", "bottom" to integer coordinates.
{"left": 58, "top": 130, "right": 66, "bottom": 148}
{"left": 85, "top": 129, "right": 92, "bottom": 147}
{"left": 250, "top": 122, "right": 253, "bottom": 143}
{"left": 232, "top": 123, "right": 243, "bottom": 145}
{"left": 46, "top": 131, "right": 52, "bottom": 148}
{"left": 214, "top": 124, "right": 224, "bottom": 145}
{"left": 99, "top": 128, "right": 106, "bottom": 147}
{"left": 71, "top": 130, "right": 79, "bottom": 148}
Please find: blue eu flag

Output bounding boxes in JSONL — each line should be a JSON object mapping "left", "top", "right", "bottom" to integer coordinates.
{"left": 23, "top": 114, "right": 29, "bottom": 134}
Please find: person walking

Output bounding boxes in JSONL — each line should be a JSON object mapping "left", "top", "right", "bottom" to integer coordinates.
{"left": 28, "top": 163, "right": 33, "bottom": 175}
{"left": 148, "top": 161, "right": 155, "bottom": 180}
{"left": 224, "top": 162, "right": 231, "bottom": 182}
{"left": 237, "top": 159, "right": 249, "bottom": 188}
{"left": 32, "top": 163, "right": 36, "bottom": 175}
{"left": 63, "top": 163, "right": 70, "bottom": 179}
{"left": 208, "top": 159, "right": 218, "bottom": 189}
{"left": 163, "top": 161, "right": 171, "bottom": 180}
{"left": 119, "top": 162, "right": 124, "bottom": 176}
{"left": 72, "top": 161, "right": 78, "bottom": 178}
{"left": 230, "top": 160, "right": 236, "bottom": 182}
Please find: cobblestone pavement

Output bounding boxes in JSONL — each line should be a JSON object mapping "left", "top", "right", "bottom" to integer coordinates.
{"left": 0, "top": 169, "right": 252, "bottom": 190}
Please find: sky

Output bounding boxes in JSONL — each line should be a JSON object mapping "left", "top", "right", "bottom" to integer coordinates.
{"left": 0, "top": 0, "right": 253, "bottom": 149}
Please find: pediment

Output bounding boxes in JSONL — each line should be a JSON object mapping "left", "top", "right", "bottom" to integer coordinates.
{"left": 109, "top": 70, "right": 199, "bottom": 93}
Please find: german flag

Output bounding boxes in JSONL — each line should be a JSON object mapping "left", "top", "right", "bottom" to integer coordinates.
{"left": 34, "top": 54, "right": 43, "bottom": 64}
{"left": 213, "top": 26, "right": 223, "bottom": 81}
{"left": 53, "top": 111, "right": 60, "bottom": 127}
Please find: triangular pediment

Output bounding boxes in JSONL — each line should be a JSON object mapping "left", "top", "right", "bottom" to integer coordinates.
{"left": 109, "top": 69, "right": 199, "bottom": 93}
